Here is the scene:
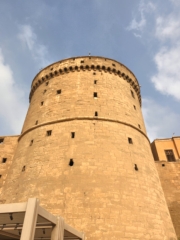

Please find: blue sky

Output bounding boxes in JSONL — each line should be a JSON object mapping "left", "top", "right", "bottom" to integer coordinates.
{"left": 0, "top": 0, "right": 179, "bottom": 141}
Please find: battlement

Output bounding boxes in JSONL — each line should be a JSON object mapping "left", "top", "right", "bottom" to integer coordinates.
{"left": 30, "top": 56, "right": 141, "bottom": 105}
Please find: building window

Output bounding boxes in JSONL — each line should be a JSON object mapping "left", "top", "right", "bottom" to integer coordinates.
{"left": 22, "top": 166, "right": 26, "bottom": 172}
{"left": 94, "top": 80, "right": 97, "bottom": 84}
{"left": 47, "top": 130, "right": 52, "bottom": 136}
{"left": 112, "top": 63, "right": 116, "bottom": 67}
{"left": 165, "top": 149, "right": 175, "bottom": 162}
{"left": 94, "top": 92, "right": 98, "bottom": 98}
{"left": 2, "top": 158, "right": 7, "bottom": 163}
{"left": 81, "top": 60, "right": 84, "bottom": 63}
{"left": 131, "top": 90, "right": 135, "bottom": 98}
{"left": 57, "top": 89, "right": 61, "bottom": 94}
{"left": 41, "top": 101, "right": 44, "bottom": 106}
{"left": 43, "top": 89, "right": 47, "bottom": 94}
{"left": 128, "top": 138, "right": 133, "bottom": 144}
{"left": 69, "top": 159, "right": 74, "bottom": 166}
{"left": 0, "top": 138, "right": 4, "bottom": 144}
{"left": 71, "top": 132, "right": 75, "bottom": 138}
{"left": 0, "top": 175, "right": 2, "bottom": 178}
{"left": 95, "top": 111, "right": 98, "bottom": 117}
{"left": 133, "top": 105, "right": 136, "bottom": 110}
{"left": 30, "top": 140, "right": 33, "bottom": 146}
{"left": 45, "top": 81, "right": 49, "bottom": 86}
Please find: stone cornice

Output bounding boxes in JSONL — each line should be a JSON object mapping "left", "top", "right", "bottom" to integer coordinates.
{"left": 19, "top": 117, "right": 149, "bottom": 143}
{"left": 29, "top": 57, "right": 141, "bottom": 106}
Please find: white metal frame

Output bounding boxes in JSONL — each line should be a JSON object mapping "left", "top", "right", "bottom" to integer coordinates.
{"left": 0, "top": 198, "right": 84, "bottom": 240}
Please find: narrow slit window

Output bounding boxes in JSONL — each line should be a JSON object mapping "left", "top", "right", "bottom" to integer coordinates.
{"left": 57, "top": 89, "right": 61, "bottom": 94}
{"left": 2, "top": 158, "right": 7, "bottom": 163}
{"left": 43, "top": 89, "right": 47, "bottom": 94}
{"left": 138, "top": 124, "right": 141, "bottom": 129}
{"left": 45, "top": 81, "right": 49, "bottom": 86}
{"left": 69, "top": 159, "right": 74, "bottom": 166}
{"left": 94, "top": 92, "right": 98, "bottom": 98}
{"left": 131, "top": 90, "right": 135, "bottom": 98}
{"left": 0, "top": 138, "right": 4, "bottom": 144}
{"left": 71, "top": 132, "right": 75, "bottom": 138}
{"left": 30, "top": 140, "right": 33, "bottom": 146}
{"left": 0, "top": 175, "right": 2, "bottom": 178}
{"left": 95, "top": 111, "right": 98, "bottom": 117}
{"left": 94, "top": 80, "right": 97, "bottom": 84}
{"left": 41, "top": 101, "right": 44, "bottom": 106}
{"left": 35, "top": 120, "right": 38, "bottom": 125}
{"left": 47, "top": 130, "right": 52, "bottom": 136}
{"left": 22, "top": 166, "right": 26, "bottom": 172}
{"left": 133, "top": 105, "right": 136, "bottom": 110}
{"left": 134, "top": 164, "right": 138, "bottom": 171}
{"left": 128, "top": 138, "right": 133, "bottom": 144}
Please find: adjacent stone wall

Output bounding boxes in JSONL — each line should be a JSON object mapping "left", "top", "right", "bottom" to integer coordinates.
{"left": 156, "top": 161, "right": 180, "bottom": 238}
{"left": 0, "top": 136, "right": 18, "bottom": 199}
{"left": 0, "top": 57, "right": 177, "bottom": 239}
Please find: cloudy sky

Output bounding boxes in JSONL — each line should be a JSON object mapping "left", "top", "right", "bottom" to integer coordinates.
{"left": 0, "top": 0, "right": 179, "bottom": 141}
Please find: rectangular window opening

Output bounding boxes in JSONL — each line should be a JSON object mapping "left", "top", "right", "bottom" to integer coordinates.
{"left": 57, "top": 89, "right": 61, "bottom": 94}
{"left": 30, "top": 140, "right": 33, "bottom": 146}
{"left": 131, "top": 90, "right": 135, "bottom": 98}
{"left": 41, "top": 101, "right": 44, "bottom": 106}
{"left": 133, "top": 105, "right": 136, "bottom": 110}
{"left": 71, "top": 132, "right": 75, "bottom": 138}
{"left": 94, "top": 92, "right": 98, "bottom": 98}
{"left": 128, "top": 138, "right": 133, "bottom": 144}
{"left": 138, "top": 124, "right": 141, "bottom": 129}
{"left": 0, "top": 175, "right": 2, "bottom": 178}
{"left": 45, "top": 81, "right": 49, "bottom": 86}
{"left": 47, "top": 130, "right": 52, "bottom": 136}
{"left": 81, "top": 60, "right": 84, "bottom": 63}
{"left": 2, "top": 158, "right": 7, "bottom": 163}
{"left": 35, "top": 120, "right": 38, "bottom": 125}
{"left": 94, "top": 80, "right": 97, "bottom": 84}
{"left": 95, "top": 111, "right": 98, "bottom": 117}
{"left": 165, "top": 149, "right": 175, "bottom": 162}
{"left": 0, "top": 138, "right": 4, "bottom": 144}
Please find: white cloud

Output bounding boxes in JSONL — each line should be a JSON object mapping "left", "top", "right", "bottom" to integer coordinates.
{"left": 0, "top": 49, "right": 27, "bottom": 134}
{"left": 127, "top": 0, "right": 156, "bottom": 36}
{"left": 151, "top": 1, "right": 180, "bottom": 101}
{"left": 155, "top": 15, "right": 180, "bottom": 42}
{"left": 18, "top": 24, "right": 50, "bottom": 68}
{"left": 151, "top": 46, "right": 180, "bottom": 100}
{"left": 142, "top": 98, "right": 180, "bottom": 141}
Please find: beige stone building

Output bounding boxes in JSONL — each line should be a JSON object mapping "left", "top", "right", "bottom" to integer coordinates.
{"left": 0, "top": 56, "right": 179, "bottom": 239}
{"left": 151, "top": 137, "right": 180, "bottom": 238}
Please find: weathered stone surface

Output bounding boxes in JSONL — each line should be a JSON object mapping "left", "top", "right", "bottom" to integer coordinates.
{"left": 0, "top": 56, "right": 177, "bottom": 239}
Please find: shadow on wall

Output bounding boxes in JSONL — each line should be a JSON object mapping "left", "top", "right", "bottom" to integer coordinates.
{"left": 169, "top": 201, "right": 180, "bottom": 239}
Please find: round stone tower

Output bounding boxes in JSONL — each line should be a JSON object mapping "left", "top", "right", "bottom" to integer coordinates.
{"left": 1, "top": 56, "right": 177, "bottom": 239}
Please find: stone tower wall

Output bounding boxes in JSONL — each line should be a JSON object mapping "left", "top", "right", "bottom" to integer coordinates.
{"left": 156, "top": 161, "right": 180, "bottom": 238}
{"left": 0, "top": 136, "right": 18, "bottom": 198}
{"left": 0, "top": 57, "right": 177, "bottom": 240}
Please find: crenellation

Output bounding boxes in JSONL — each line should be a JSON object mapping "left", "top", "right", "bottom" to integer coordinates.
{"left": 29, "top": 57, "right": 141, "bottom": 105}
